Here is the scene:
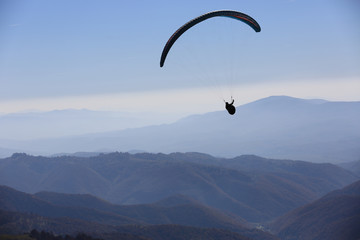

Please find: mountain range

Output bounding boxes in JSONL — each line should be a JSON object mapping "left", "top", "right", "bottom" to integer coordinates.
{"left": 1, "top": 180, "right": 359, "bottom": 239}
{"left": 1, "top": 96, "right": 359, "bottom": 163}
{"left": 0, "top": 152, "right": 357, "bottom": 224}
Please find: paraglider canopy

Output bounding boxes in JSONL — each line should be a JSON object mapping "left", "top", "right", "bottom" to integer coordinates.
{"left": 160, "top": 10, "right": 261, "bottom": 67}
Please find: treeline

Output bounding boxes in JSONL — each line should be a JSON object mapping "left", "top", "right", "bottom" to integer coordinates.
{"left": 29, "top": 230, "right": 103, "bottom": 240}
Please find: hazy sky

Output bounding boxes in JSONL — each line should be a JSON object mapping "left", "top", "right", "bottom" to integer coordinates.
{"left": 1, "top": 0, "right": 359, "bottom": 116}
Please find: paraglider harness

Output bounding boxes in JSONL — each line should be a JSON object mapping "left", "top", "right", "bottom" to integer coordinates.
{"left": 225, "top": 97, "right": 236, "bottom": 115}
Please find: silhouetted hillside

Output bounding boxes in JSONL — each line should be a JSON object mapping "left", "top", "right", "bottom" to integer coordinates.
{"left": 0, "top": 152, "right": 357, "bottom": 223}
{"left": 270, "top": 180, "right": 360, "bottom": 240}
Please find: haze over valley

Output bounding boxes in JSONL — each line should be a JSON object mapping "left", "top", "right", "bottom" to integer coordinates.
{"left": 1, "top": 96, "right": 359, "bottom": 163}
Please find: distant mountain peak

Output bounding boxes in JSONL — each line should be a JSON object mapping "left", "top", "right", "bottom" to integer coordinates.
{"left": 244, "top": 95, "right": 328, "bottom": 107}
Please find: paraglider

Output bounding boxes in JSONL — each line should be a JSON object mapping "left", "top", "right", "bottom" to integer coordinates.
{"left": 160, "top": 10, "right": 261, "bottom": 115}
{"left": 225, "top": 97, "right": 236, "bottom": 115}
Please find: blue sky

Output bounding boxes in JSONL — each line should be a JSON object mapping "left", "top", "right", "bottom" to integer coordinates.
{"left": 1, "top": 0, "right": 359, "bottom": 115}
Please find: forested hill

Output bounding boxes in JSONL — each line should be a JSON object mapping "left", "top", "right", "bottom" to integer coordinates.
{"left": 0, "top": 185, "right": 276, "bottom": 240}
{"left": 270, "top": 180, "right": 360, "bottom": 240}
{"left": 0, "top": 152, "right": 357, "bottom": 223}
